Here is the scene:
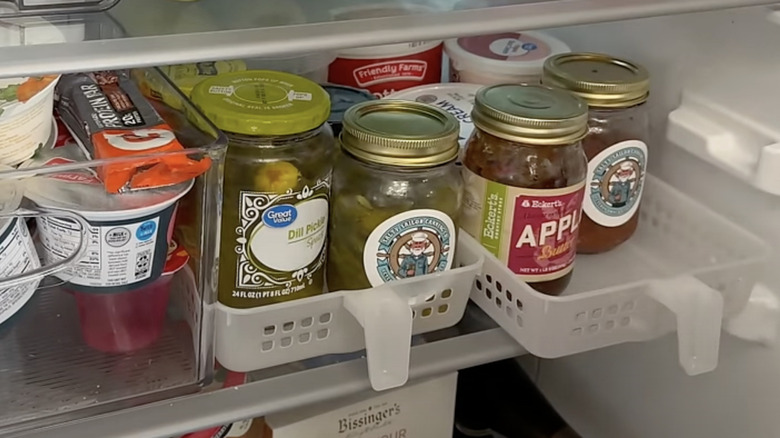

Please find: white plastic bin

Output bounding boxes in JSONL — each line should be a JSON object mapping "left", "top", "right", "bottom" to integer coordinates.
{"left": 462, "top": 175, "right": 769, "bottom": 376}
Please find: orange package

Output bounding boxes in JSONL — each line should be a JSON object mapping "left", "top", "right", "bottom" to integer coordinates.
{"left": 57, "top": 70, "right": 211, "bottom": 193}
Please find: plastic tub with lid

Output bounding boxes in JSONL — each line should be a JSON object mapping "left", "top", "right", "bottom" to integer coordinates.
{"left": 322, "top": 84, "right": 376, "bottom": 137}
{"left": 445, "top": 31, "right": 570, "bottom": 85}
{"left": 21, "top": 144, "right": 192, "bottom": 294}
{"left": 0, "top": 75, "right": 59, "bottom": 166}
{"left": 328, "top": 4, "right": 443, "bottom": 98}
{"left": 0, "top": 168, "right": 87, "bottom": 332}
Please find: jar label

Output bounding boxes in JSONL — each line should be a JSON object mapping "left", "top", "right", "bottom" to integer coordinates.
{"left": 583, "top": 140, "right": 647, "bottom": 227}
{"left": 230, "top": 176, "right": 330, "bottom": 303}
{"left": 461, "top": 169, "right": 585, "bottom": 282}
{"left": 362, "top": 209, "right": 456, "bottom": 287}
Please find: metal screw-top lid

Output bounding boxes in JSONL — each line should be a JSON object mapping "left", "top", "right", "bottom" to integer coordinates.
{"left": 542, "top": 52, "right": 650, "bottom": 108}
{"left": 471, "top": 84, "right": 588, "bottom": 145}
{"left": 341, "top": 100, "right": 460, "bottom": 167}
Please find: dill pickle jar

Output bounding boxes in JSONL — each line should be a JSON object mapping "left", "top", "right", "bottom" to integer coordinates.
{"left": 191, "top": 70, "right": 334, "bottom": 308}
{"left": 328, "top": 100, "right": 462, "bottom": 292}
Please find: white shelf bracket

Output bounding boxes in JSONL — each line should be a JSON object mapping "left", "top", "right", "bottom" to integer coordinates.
{"left": 343, "top": 288, "right": 413, "bottom": 391}
{"left": 645, "top": 276, "right": 724, "bottom": 376}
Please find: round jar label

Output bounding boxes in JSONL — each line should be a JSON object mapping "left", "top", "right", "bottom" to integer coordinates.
{"left": 583, "top": 140, "right": 647, "bottom": 227}
{"left": 362, "top": 209, "right": 456, "bottom": 287}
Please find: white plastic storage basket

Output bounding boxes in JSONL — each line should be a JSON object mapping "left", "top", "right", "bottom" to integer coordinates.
{"left": 215, "top": 246, "right": 483, "bottom": 390}
{"left": 464, "top": 175, "right": 769, "bottom": 376}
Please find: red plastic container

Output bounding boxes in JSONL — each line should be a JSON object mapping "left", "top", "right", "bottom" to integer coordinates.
{"left": 327, "top": 4, "right": 442, "bottom": 98}
{"left": 73, "top": 274, "right": 172, "bottom": 354}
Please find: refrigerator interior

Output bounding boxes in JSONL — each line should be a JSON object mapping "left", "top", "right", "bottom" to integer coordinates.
{"left": 535, "top": 5, "right": 780, "bottom": 438}
{"left": 2, "top": 1, "right": 780, "bottom": 437}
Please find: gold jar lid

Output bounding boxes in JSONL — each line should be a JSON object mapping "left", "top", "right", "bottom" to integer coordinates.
{"left": 543, "top": 52, "right": 650, "bottom": 108}
{"left": 341, "top": 100, "right": 460, "bottom": 167}
{"left": 471, "top": 84, "right": 588, "bottom": 145}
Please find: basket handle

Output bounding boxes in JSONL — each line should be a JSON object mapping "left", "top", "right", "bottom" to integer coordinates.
{"left": 645, "top": 275, "right": 724, "bottom": 376}
{"left": 343, "top": 288, "right": 413, "bottom": 391}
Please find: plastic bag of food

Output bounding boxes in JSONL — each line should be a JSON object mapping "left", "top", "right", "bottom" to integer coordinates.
{"left": 56, "top": 70, "right": 211, "bottom": 193}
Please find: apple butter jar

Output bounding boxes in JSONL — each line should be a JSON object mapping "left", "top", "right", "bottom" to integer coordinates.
{"left": 461, "top": 84, "right": 588, "bottom": 296}
{"left": 543, "top": 53, "right": 650, "bottom": 254}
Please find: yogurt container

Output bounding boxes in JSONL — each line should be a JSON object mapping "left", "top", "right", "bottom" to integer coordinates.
{"left": 0, "top": 178, "right": 38, "bottom": 328}
{"left": 0, "top": 168, "right": 87, "bottom": 330}
{"left": 22, "top": 144, "right": 193, "bottom": 293}
{"left": 322, "top": 84, "right": 376, "bottom": 136}
{"left": 386, "top": 83, "right": 482, "bottom": 150}
{"left": 444, "top": 31, "right": 570, "bottom": 85}
{"left": 0, "top": 75, "right": 60, "bottom": 166}
{"left": 328, "top": 4, "right": 442, "bottom": 98}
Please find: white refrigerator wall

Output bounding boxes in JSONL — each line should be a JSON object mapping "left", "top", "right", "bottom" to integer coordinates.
{"left": 537, "top": 5, "right": 780, "bottom": 438}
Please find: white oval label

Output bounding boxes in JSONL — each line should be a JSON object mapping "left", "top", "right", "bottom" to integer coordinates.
{"left": 249, "top": 197, "right": 327, "bottom": 272}
{"left": 362, "top": 209, "right": 456, "bottom": 287}
{"left": 583, "top": 139, "right": 647, "bottom": 227}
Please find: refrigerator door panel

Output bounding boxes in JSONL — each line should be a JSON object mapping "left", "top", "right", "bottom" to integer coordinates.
{"left": 538, "top": 6, "right": 780, "bottom": 437}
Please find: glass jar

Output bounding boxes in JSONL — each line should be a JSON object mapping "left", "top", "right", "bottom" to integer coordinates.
{"left": 461, "top": 84, "right": 588, "bottom": 296}
{"left": 191, "top": 70, "right": 334, "bottom": 309}
{"left": 328, "top": 100, "right": 462, "bottom": 292}
{"left": 543, "top": 53, "right": 650, "bottom": 254}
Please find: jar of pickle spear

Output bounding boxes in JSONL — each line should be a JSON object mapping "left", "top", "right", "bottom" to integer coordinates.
{"left": 328, "top": 100, "right": 462, "bottom": 291}
{"left": 191, "top": 70, "right": 334, "bottom": 308}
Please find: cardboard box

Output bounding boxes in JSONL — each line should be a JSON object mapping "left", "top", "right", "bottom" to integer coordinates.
{"left": 264, "top": 373, "right": 457, "bottom": 438}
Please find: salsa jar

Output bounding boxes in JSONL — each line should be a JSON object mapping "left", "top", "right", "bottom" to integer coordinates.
{"left": 543, "top": 53, "right": 650, "bottom": 254}
{"left": 328, "top": 100, "right": 462, "bottom": 291}
{"left": 461, "top": 84, "right": 588, "bottom": 295}
{"left": 191, "top": 70, "right": 334, "bottom": 309}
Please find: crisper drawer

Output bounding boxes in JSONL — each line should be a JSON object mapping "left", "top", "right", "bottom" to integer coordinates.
{"left": 0, "top": 67, "right": 226, "bottom": 435}
{"left": 0, "top": 0, "right": 119, "bottom": 16}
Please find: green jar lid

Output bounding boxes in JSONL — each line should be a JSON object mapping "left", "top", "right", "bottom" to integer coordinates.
{"left": 472, "top": 84, "right": 588, "bottom": 145}
{"left": 190, "top": 70, "right": 330, "bottom": 136}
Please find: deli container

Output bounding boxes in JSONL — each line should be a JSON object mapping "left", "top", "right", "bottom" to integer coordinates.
{"left": 22, "top": 144, "right": 193, "bottom": 293}
{"left": 0, "top": 75, "right": 59, "bottom": 166}
{"left": 321, "top": 84, "right": 376, "bottom": 136}
{"left": 0, "top": 169, "right": 88, "bottom": 336}
{"left": 328, "top": 4, "right": 443, "bottom": 98}
{"left": 0, "top": 67, "right": 226, "bottom": 436}
{"left": 444, "top": 31, "right": 570, "bottom": 85}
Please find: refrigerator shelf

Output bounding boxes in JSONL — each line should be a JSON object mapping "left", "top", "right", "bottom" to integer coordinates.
{"left": 0, "top": 67, "right": 226, "bottom": 436}
{"left": 667, "top": 71, "right": 780, "bottom": 196}
{"left": 463, "top": 175, "right": 769, "bottom": 376}
{"left": 12, "top": 307, "right": 522, "bottom": 438}
{"left": 0, "top": 0, "right": 777, "bottom": 78}
{"left": 215, "top": 250, "right": 484, "bottom": 391}
{"left": 0, "top": 0, "right": 119, "bottom": 17}
{"left": 0, "top": 271, "right": 199, "bottom": 436}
